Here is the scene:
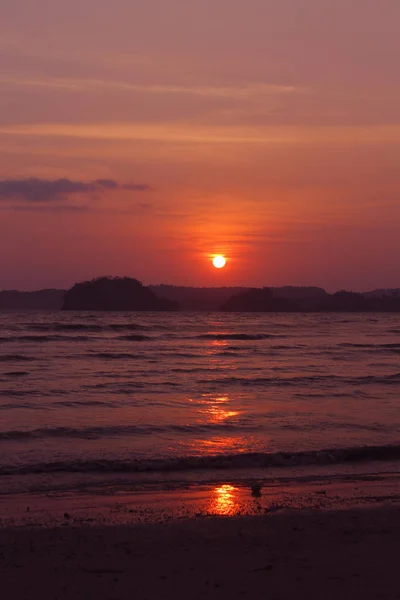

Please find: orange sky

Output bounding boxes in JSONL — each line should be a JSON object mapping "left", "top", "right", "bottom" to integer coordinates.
{"left": 1, "top": 0, "right": 399, "bottom": 291}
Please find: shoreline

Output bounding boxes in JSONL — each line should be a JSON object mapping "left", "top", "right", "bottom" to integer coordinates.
{"left": 1, "top": 465, "right": 399, "bottom": 528}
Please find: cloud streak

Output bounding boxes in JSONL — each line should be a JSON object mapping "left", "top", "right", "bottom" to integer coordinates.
{"left": 2, "top": 123, "right": 400, "bottom": 146}
{"left": 0, "top": 76, "right": 304, "bottom": 99}
{"left": 0, "top": 178, "right": 150, "bottom": 202}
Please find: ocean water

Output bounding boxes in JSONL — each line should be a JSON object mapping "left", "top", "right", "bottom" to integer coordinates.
{"left": 1, "top": 311, "right": 400, "bottom": 495}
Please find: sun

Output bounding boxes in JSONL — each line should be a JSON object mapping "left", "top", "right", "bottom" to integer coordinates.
{"left": 212, "top": 255, "right": 226, "bottom": 269}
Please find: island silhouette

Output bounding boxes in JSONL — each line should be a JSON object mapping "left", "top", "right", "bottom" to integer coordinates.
{"left": 221, "top": 287, "right": 400, "bottom": 312}
{"left": 1, "top": 278, "right": 400, "bottom": 312}
{"left": 62, "top": 277, "right": 178, "bottom": 311}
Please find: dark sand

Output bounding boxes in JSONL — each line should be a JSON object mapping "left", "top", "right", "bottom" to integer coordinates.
{"left": 1, "top": 504, "right": 400, "bottom": 600}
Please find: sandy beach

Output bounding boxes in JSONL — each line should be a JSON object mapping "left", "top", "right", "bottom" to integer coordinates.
{"left": 1, "top": 501, "right": 399, "bottom": 600}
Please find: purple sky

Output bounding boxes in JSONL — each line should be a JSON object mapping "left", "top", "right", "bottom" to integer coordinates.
{"left": 1, "top": 0, "right": 399, "bottom": 291}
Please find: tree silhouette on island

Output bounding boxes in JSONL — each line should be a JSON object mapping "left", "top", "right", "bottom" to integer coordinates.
{"left": 62, "top": 277, "right": 178, "bottom": 311}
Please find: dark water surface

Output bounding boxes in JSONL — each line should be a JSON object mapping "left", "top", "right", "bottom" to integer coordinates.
{"left": 1, "top": 312, "right": 400, "bottom": 494}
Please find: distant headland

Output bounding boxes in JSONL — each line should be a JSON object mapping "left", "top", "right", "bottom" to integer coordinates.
{"left": 1, "top": 277, "right": 400, "bottom": 311}
{"left": 220, "top": 287, "right": 400, "bottom": 312}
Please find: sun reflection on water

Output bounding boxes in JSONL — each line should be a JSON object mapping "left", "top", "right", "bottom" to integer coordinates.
{"left": 199, "top": 394, "right": 240, "bottom": 423}
{"left": 205, "top": 337, "right": 235, "bottom": 361}
{"left": 209, "top": 484, "right": 240, "bottom": 516}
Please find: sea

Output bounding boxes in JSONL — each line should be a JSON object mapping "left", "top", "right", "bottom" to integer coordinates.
{"left": 1, "top": 311, "right": 400, "bottom": 504}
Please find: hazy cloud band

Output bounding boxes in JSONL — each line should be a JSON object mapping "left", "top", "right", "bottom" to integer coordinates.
{"left": 0, "top": 178, "right": 151, "bottom": 202}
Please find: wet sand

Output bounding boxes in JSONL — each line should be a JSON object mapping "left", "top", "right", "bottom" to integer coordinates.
{"left": 1, "top": 504, "right": 400, "bottom": 600}
{"left": 1, "top": 467, "right": 400, "bottom": 527}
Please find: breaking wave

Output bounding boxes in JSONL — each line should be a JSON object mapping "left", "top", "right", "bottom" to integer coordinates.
{"left": 2, "top": 444, "right": 400, "bottom": 476}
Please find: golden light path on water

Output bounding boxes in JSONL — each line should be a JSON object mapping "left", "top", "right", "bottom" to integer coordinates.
{"left": 186, "top": 330, "right": 258, "bottom": 456}
{"left": 199, "top": 395, "right": 240, "bottom": 423}
{"left": 209, "top": 484, "right": 241, "bottom": 516}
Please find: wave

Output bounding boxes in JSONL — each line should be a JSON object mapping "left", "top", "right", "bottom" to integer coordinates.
{"left": 2, "top": 332, "right": 153, "bottom": 342}
{"left": 88, "top": 352, "right": 143, "bottom": 360}
{"left": 117, "top": 334, "right": 152, "bottom": 341}
{"left": 109, "top": 324, "right": 148, "bottom": 331}
{"left": 2, "top": 371, "right": 28, "bottom": 377}
{"left": 0, "top": 400, "right": 116, "bottom": 411}
{"left": 196, "top": 333, "right": 284, "bottom": 340}
{"left": 24, "top": 323, "right": 149, "bottom": 332}
{"left": 0, "top": 335, "right": 92, "bottom": 342}
{"left": 336, "top": 319, "right": 358, "bottom": 323}
{"left": 0, "top": 422, "right": 255, "bottom": 441}
{"left": 1, "top": 415, "right": 395, "bottom": 441}
{"left": 56, "top": 399, "right": 116, "bottom": 408}
{"left": 269, "top": 344, "right": 307, "bottom": 351}
{"left": 196, "top": 373, "right": 400, "bottom": 387}
{"left": 0, "top": 388, "right": 65, "bottom": 398}
{"left": 166, "top": 352, "right": 202, "bottom": 358}
{"left": 340, "top": 343, "right": 400, "bottom": 349}
{"left": 198, "top": 374, "right": 335, "bottom": 386}
{"left": 0, "top": 354, "right": 34, "bottom": 362}
{"left": 2, "top": 444, "right": 400, "bottom": 476}
{"left": 0, "top": 404, "right": 46, "bottom": 412}
{"left": 0, "top": 390, "right": 37, "bottom": 397}
{"left": 27, "top": 323, "right": 103, "bottom": 332}
{"left": 80, "top": 381, "right": 170, "bottom": 392}
{"left": 360, "top": 373, "right": 400, "bottom": 383}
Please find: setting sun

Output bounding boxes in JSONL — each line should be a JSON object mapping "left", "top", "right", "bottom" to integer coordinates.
{"left": 212, "top": 255, "right": 226, "bottom": 269}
